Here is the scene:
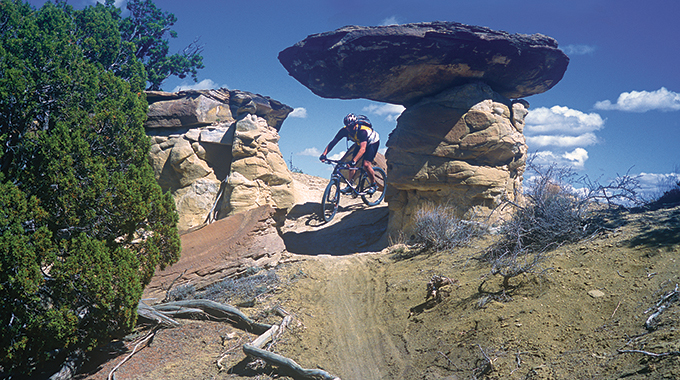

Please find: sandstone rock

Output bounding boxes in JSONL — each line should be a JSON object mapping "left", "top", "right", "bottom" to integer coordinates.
{"left": 145, "top": 89, "right": 293, "bottom": 130}
{"left": 146, "top": 89, "right": 234, "bottom": 128}
{"left": 386, "top": 82, "right": 526, "bottom": 236}
{"left": 173, "top": 177, "right": 221, "bottom": 229}
{"left": 220, "top": 115, "right": 296, "bottom": 218}
{"left": 278, "top": 21, "right": 569, "bottom": 105}
{"left": 143, "top": 205, "right": 286, "bottom": 301}
{"left": 145, "top": 90, "right": 295, "bottom": 232}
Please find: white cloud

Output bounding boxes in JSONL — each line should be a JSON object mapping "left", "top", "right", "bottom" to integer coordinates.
{"left": 289, "top": 107, "right": 308, "bottom": 118}
{"left": 526, "top": 133, "right": 598, "bottom": 148}
{"left": 530, "top": 148, "right": 590, "bottom": 169}
{"left": 524, "top": 106, "right": 601, "bottom": 170}
{"left": 172, "top": 79, "right": 224, "bottom": 92}
{"left": 562, "top": 44, "right": 597, "bottom": 55}
{"left": 637, "top": 172, "right": 680, "bottom": 195}
{"left": 562, "top": 148, "right": 589, "bottom": 168}
{"left": 93, "top": 0, "right": 126, "bottom": 7}
{"left": 525, "top": 106, "right": 604, "bottom": 135}
{"left": 328, "top": 151, "right": 346, "bottom": 161}
{"left": 594, "top": 87, "right": 680, "bottom": 112}
{"left": 381, "top": 16, "right": 400, "bottom": 26}
{"left": 297, "top": 147, "right": 321, "bottom": 156}
{"left": 362, "top": 103, "right": 405, "bottom": 122}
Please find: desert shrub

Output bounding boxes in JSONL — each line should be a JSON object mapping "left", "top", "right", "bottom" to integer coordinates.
{"left": 197, "top": 269, "right": 279, "bottom": 303}
{"left": 412, "top": 204, "right": 488, "bottom": 251}
{"left": 165, "top": 284, "right": 196, "bottom": 302}
{"left": 656, "top": 182, "right": 680, "bottom": 205}
{"left": 482, "top": 158, "right": 642, "bottom": 288}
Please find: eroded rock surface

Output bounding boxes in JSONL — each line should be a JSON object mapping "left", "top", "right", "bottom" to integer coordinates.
{"left": 145, "top": 89, "right": 295, "bottom": 232}
{"left": 386, "top": 82, "right": 527, "bottom": 235}
{"left": 278, "top": 21, "right": 569, "bottom": 105}
{"left": 143, "top": 205, "right": 285, "bottom": 301}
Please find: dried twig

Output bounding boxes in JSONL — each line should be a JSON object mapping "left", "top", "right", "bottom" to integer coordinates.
{"left": 216, "top": 335, "right": 244, "bottom": 372}
{"left": 162, "top": 268, "right": 188, "bottom": 303}
{"left": 618, "top": 349, "right": 680, "bottom": 358}
{"left": 644, "top": 284, "right": 679, "bottom": 330}
{"left": 437, "top": 351, "right": 459, "bottom": 369}
{"left": 108, "top": 330, "right": 156, "bottom": 380}
{"left": 611, "top": 300, "right": 622, "bottom": 319}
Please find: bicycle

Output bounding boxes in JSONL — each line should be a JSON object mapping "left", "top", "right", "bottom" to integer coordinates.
{"left": 320, "top": 159, "right": 387, "bottom": 222}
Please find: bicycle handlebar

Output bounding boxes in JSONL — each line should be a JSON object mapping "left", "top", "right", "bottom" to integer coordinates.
{"left": 322, "top": 159, "right": 354, "bottom": 168}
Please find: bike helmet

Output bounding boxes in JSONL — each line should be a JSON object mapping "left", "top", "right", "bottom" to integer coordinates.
{"left": 343, "top": 113, "right": 358, "bottom": 127}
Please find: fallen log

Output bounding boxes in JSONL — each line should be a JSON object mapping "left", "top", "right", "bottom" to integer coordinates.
{"left": 242, "top": 313, "right": 340, "bottom": 380}
{"left": 243, "top": 344, "right": 340, "bottom": 380}
{"left": 152, "top": 299, "right": 272, "bottom": 334}
{"left": 137, "top": 301, "right": 181, "bottom": 327}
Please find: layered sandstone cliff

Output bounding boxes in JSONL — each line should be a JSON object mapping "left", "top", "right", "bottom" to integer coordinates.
{"left": 145, "top": 89, "right": 295, "bottom": 232}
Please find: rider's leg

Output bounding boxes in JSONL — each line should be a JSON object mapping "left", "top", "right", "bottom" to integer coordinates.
{"left": 364, "top": 160, "right": 376, "bottom": 184}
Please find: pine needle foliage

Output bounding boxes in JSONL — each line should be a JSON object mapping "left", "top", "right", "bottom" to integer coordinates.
{"left": 0, "top": 1, "right": 180, "bottom": 374}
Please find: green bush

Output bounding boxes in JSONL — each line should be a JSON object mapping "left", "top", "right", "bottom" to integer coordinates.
{"left": 0, "top": 1, "right": 181, "bottom": 375}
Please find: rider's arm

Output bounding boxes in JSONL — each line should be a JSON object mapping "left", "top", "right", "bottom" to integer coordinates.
{"left": 322, "top": 128, "right": 348, "bottom": 157}
{"left": 352, "top": 141, "right": 367, "bottom": 164}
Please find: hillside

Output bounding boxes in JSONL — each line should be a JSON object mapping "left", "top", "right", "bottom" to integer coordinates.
{"left": 78, "top": 173, "right": 680, "bottom": 380}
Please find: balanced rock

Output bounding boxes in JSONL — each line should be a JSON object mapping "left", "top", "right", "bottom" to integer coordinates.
{"left": 145, "top": 89, "right": 295, "bottom": 232}
{"left": 386, "top": 82, "right": 527, "bottom": 236}
{"left": 278, "top": 21, "right": 569, "bottom": 105}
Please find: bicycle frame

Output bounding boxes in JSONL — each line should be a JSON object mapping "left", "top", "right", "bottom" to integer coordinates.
{"left": 320, "top": 159, "right": 386, "bottom": 222}
{"left": 324, "top": 159, "right": 368, "bottom": 196}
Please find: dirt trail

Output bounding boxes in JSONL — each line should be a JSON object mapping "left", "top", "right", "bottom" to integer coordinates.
{"left": 78, "top": 174, "right": 680, "bottom": 380}
{"left": 314, "top": 255, "right": 404, "bottom": 380}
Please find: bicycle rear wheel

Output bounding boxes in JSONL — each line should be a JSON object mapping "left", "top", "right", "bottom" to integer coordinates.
{"left": 360, "top": 167, "right": 387, "bottom": 206}
{"left": 321, "top": 179, "right": 340, "bottom": 222}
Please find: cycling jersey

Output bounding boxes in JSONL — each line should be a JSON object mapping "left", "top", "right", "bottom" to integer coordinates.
{"left": 328, "top": 123, "right": 380, "bottom": 149}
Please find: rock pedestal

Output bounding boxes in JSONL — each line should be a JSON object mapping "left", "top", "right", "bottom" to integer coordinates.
{"left": 279, "top": 21, "right": 568, "bottom": 237}
{"left": 386, "top": 83, "right": 527, "bottom": 236}
{"left": 145, "top": 89, "right": 295, "bottom": 232}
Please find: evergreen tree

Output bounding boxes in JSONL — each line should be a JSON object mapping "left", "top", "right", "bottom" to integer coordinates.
{"left": 119, "top": 0, "right": 204, "bottom": 90}
{"left": 0, "top": 1, "right": 180, "bottom": 374}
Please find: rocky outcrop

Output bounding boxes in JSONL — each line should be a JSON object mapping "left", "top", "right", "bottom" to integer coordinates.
{"left": 278, "top": 21, "right": 569, "bottom": 106}
{"left": 146, "top": 89, "right": 292, "bottom": 130}
{"left": 220, "top": 114, "right": 296, "bottom": 220}
{"left": 145, "top": 89, "right": 295, "bottom": 232}
{"left": 386, "top": 82, "right": 527, "bottom": 235}
{"left": 143, "top": 205, "right": 285, "bottom": 300}
{"left": 279, "top": 22, "right": 568, "bottom": 236}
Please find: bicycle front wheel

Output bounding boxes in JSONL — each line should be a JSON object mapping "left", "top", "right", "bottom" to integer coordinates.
{"left": 360, "top": 167, "right": 387, "bottom": 206}
{"left": 321, "top": 179, "right": 340, "bottom": 222}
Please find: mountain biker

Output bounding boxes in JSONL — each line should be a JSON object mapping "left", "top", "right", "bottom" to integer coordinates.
{"left": 319, "top": 113, "right": 380, "bottom": 194}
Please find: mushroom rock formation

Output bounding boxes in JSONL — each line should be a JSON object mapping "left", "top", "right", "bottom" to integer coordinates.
{"left": 278, "top": 21, "right": 568, "bottom": 236}
{"left": 278, "top": 21, "right": 569, "bottom": 106}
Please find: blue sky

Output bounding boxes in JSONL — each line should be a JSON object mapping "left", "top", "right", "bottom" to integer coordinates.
{"left": 28, "top": 0, "right": 680, "bottom": 197}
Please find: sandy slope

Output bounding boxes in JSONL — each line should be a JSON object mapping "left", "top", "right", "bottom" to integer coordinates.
{"left": 77, "top": 174, "right": 680, "bottom": 380}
